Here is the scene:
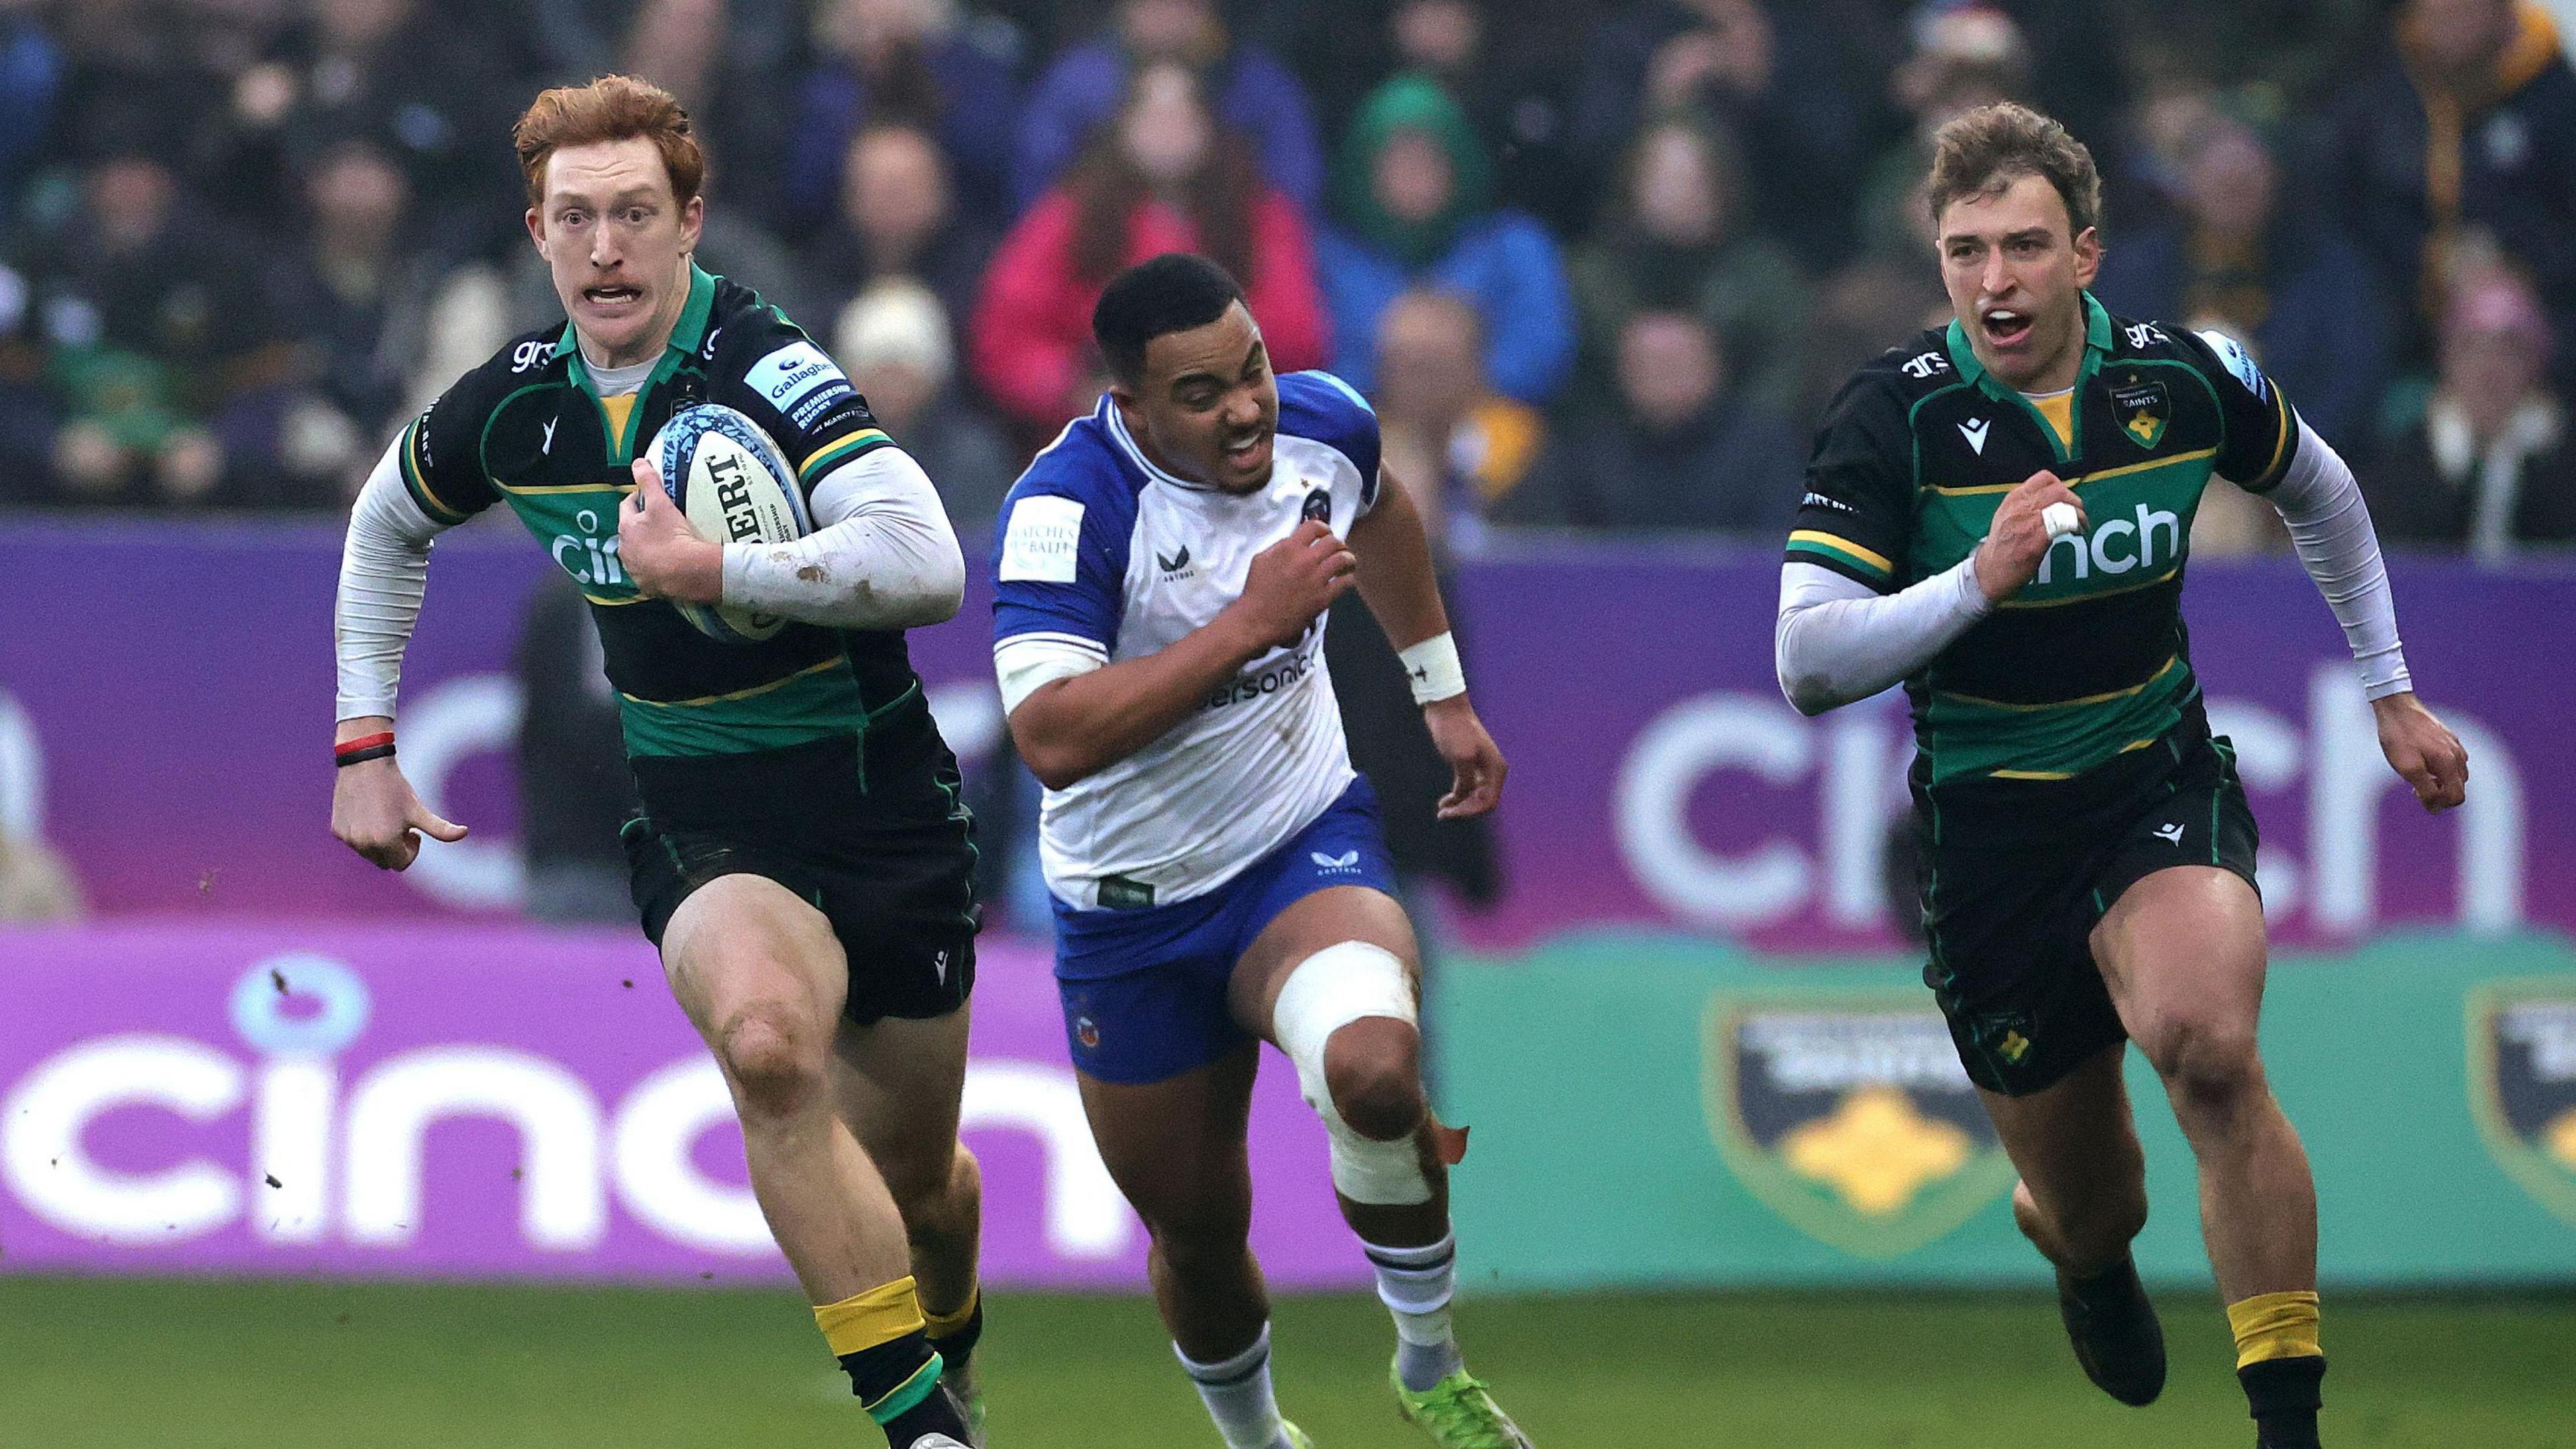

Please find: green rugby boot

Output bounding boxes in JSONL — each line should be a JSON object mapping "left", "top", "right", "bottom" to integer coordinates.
{"left": 1393, "top": 1363, "right": 1534, "bottom": 1448}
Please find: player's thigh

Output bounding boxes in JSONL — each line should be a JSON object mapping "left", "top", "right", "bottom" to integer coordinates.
{"left": 2090, "top": 864, "right": 2268, "bottom": 1079}
{"left": 1077, "top": 1042, "right": 1262, "bottom": 1238}
{"left": 832, "top": 1004, "right": 971, "bottom": 1200}
{"left": 1980, "top": 1041, "right": 2143, "bottom": 1208}
{"left": 1227, "top": 885, "right": 1420, "bottom": 1043}
{"left": 661, "top": 871, "right": 851, "bottom": 1053}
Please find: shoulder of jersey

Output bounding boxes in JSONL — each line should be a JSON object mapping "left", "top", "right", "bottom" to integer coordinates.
{"left": 477, "top": 324, "right": 573, "bottom": 386}
{"left": 1003, "top": 408, "right": 1139, "bottom": 511}
{"left": 698, "top": 278, "right": 806, "bottom": 375}
{"left": 1861, "top": 328, "right": 1964, "bottom": 400}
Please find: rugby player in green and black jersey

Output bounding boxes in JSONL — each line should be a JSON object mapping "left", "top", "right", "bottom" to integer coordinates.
{"left": 329, "top": 77, "right": 983, "bottom": 1449}
{"left": 1777, "top": 103, "right": 2469, "bottom": 1449}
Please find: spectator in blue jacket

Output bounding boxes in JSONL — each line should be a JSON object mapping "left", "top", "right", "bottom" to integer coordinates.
{"left": 1012, "top": 0, "right": 1322, "bottom": 215}
{"left": 781, "top": 0, "right": 1022, "bottom": 233}
{"left": 1315, "top": 74, "right": 1575, "bottom": 407}
{"left": 2095, "top": 97, "right": 2396, "bottom": 447}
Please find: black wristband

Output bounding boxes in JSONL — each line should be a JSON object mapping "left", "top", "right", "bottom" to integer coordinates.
{"left": 334, "top": 743, "right": 397, "bottom": 767}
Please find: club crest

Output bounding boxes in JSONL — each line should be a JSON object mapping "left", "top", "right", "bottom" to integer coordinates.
{"left": 2468, "top": 977, "right": 2576, "bottom": 1227}
{"left": 2110, "top": 376, "right": 2170, "bottom": 449}
{"left": 1704, "top": 992, "right": 2014, "bottom": 1258}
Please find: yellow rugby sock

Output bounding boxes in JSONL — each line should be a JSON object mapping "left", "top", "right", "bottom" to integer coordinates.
{"left": 2227, "top": 1289, "right": 2322, "bottom": 1368}
{"left": 814, "top": 1275, "right": 927, "bottom": 1357}
{"left": 922, "top": 1284, "right": 979, "bottom": 1340}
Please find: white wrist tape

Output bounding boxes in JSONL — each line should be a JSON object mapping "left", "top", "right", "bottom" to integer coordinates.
{"left": 1271, "top": 941, "right": 1432, "bottom": 1205}
{"left": 1397, "top": 631, "right": 1467, "bottom": 705}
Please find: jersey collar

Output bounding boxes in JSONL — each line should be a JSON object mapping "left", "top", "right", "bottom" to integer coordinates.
{"left": 551, "top": 262, "right": 720, "bottom": 370}
{"left": 1942, "top": 290, "right": 2114, "bottom": 399}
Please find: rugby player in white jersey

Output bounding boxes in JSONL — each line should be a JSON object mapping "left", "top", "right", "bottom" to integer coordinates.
{"left": 989, "top": 254, "right": 1529, "bottom": 1449}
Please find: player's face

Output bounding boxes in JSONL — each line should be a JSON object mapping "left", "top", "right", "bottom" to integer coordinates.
{"left": 1937, "top": 172, "right": 2100, "bottom": 392}
{"left": 1118, "top": 302, "right": 1279, "bottom": 494}
{"left": 527, "top": 136, "right": 704, "bottom": 368}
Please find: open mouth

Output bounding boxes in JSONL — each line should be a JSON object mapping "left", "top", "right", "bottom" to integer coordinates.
{"left": 1981, "top": 307, "right": 2033, "bottom": 347}
{"left": 1221, "top": 431, "right": 1271, "bottom": 468}
{"left": 584, "top": 283, "right": 643, "bottom": 309}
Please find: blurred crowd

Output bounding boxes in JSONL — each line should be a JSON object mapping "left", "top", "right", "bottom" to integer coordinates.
{"left": 0, "top": 0, "right": 2569, "bottom": 561}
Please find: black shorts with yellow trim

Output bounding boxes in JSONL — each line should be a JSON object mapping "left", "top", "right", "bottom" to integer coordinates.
{"left": 621, "top": 712, "right": 979, "bottom": 1026}
{"left": 1914, "top": 726, "right": 2259, "bottom": 1096}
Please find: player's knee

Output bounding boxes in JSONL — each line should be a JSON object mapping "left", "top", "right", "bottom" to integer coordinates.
{"left": 2140, "top": 1013, "right": 2261, "bottom": 1116}
{"left": 715, "top": 1002, "right": 827, "bottom": 1120}
{"left": 1322, "top": 1022, "right": 1426, "bottom": 1142}
{"left": 1143, "top": 1197, "right": 1254, "bottom": 1268}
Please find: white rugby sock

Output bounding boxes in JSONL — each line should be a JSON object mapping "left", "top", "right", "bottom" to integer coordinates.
{"left": 1366, "top": 1234, "right": 1464, "bottom": 1393}
{"left": 1175, "top": 1323, "right": 1293, "bottom": 1449}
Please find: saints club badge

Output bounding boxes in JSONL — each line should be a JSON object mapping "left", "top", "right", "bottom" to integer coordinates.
{"left": 2109, "top": 374, "right": 2169, "bottom": 449}
{"left": 2468, "top": 977, "right": 2576, "bottom": 1227}
{"left": 1705, "top": 994, "right": 2014, "bottom": 1258}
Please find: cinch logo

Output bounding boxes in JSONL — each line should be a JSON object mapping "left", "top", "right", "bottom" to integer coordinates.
{"left": 2035, "top": 504, "right": 2181, "bottom": 584}
{"left": 549, "top": 508, "right": 625, "bottom": 586}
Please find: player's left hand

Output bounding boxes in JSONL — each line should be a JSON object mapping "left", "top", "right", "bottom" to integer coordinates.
{"left": 2372, "top": 690, "right": 2469, "bottom": 812}
{"left": 620, "top": 457, "right": 725, "bottom": 604}
{"left": 1424, "top": 695, "right": 1506, "bottom": 819}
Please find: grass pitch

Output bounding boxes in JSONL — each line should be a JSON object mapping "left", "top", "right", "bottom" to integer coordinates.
{"left": 0, "top": 1277, "right": 2569, "bottom": 1447}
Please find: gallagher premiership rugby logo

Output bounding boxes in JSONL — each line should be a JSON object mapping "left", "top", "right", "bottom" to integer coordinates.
{"left": 1703, "top": 992, "right": 2013, "bottom": 1258}
{"left": 2468, "top": 977, "right": 2576, "bottom": 1226}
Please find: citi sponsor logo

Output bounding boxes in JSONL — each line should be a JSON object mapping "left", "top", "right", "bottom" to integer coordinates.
{"left": 2035, "top": 504, "right": 2181, "bottom": 584}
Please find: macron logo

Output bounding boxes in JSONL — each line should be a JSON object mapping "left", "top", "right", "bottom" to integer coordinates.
{"left": 1959, "top": 418, "right": 1990, "bottom": 454}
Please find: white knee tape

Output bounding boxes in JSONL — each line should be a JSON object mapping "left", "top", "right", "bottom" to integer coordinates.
{"left": 1272, "top": 941, "right": 1430, "bottom": 1205}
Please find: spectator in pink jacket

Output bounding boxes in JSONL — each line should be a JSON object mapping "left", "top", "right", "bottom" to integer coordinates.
{"left": 969, "top": 61, "right": 1329, "bottom": 438}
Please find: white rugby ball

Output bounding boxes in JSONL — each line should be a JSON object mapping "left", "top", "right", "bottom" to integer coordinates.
{"left": 647, "top": 403, "right": 810, "bottom": 643}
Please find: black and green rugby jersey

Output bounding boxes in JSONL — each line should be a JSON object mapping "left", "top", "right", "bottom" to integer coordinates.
{"left": 1788, "top": 293, "right": 2298, "bottom": 818}
{"left": 398, "top": 264, "right": 940, "bottom": 824}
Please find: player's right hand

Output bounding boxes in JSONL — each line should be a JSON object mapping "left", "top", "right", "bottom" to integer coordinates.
{"left": 1226, "top": 519, "right": 1357, "bottom": 652}
{"left": 331, "top": 758, "right": 468, "bottom": 871}
{"left": 1972, "top": 470, "right": 2087, "bottom": 604}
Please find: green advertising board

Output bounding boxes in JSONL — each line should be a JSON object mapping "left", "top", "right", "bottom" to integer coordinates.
{"left": 1435, "top": 932, "right": 2576, "bottom": 1288}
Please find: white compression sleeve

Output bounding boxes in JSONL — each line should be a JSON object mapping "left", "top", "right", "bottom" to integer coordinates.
{"left": 994, "top": 635, "right": 1106, "bottom": 716}
{"left": 2265, "top": 420, "right": 2412, "bottom": 700}
{"left": 335, "top": 435, "right": 446, "bottom": 720}
{"left": 719, "top": 445, "right": 965, "bottom": 630}
{"left": 1774, "top": 557, "right": 1991, "bottom": 716}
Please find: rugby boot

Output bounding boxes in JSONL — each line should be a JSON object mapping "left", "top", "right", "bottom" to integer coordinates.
{"left": 938, "top": 1359, "right": 985, "bottom": 1447}
{"left": 948, "top": 1361, "right": 983, "bottom": 1433}
{"left": 1283, "top": 1423, "right": 1317, "bottom": 1448}
{"left": 1393, "top": 1363, "right": 1535, "bottom": 1448}
{"left": 2056, "top": 1256, "right": 2167, "bottom": 1405}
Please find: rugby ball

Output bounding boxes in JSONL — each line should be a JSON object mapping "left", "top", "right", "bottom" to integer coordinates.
{"left": 647, "top": 403, "right": 810, "bottom": 644}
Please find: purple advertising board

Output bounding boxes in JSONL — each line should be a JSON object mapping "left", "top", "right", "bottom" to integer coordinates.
{"left": 0, "top": 925, "right": 1354, "bottom": 1285}
{"left": 0, "top": 520, "right": 2567, "bottom": 948}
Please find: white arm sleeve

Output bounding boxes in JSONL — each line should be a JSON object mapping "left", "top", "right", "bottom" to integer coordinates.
{"left": 1774, "top": 557, "right": 1991, "bottom": 716}
{"left": 335, "top": 435, "right": 447, "bottom": 720}
{"left": 2267, "top": 419, "right": 2411, "bottom": 700}
{"left": 719, "top": 446, "right": 965, "bottom": 630}
{"left": 994, "top": 635, "right": 1107, "bottom": 716}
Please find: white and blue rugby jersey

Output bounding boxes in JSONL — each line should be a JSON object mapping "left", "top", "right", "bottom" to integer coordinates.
{"left": 992, "top": 370, "right": 1383, "bottom": 910}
